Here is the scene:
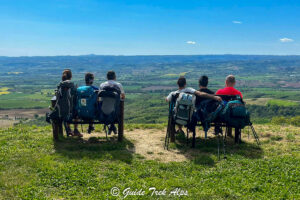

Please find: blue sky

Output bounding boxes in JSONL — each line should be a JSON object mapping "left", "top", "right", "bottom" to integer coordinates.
{"left": 0, "top": 0, "right": 299, "bottom": 56}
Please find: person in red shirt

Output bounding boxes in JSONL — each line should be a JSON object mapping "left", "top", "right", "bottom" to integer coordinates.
{"left": 216, "top": 75, "right": 243, "bottom": 98}
{"left": 216, "top": 75, "right": 243, "bottom": 143}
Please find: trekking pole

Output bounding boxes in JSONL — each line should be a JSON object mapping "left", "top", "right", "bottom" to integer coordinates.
{"left": 250, "top": 123, "right": 260, "bottom": 145}
{"left": 186, "top": 128, "right": 189, "bottom": 145}
{"left": 247, "top": 126, "right": 250, "bottom": 140}
{"left": 164, "top": 123, "right": 170, "bottom": 150}
{"left": 221, "top": 128, "right": 227, "bottom": 159}
{"left": 104, "top": 125, "right": 108, "bottom": 140}
{"left": 164, "top": 115, "right": 171, "bottom": 150}
{"left": 217, "top": 133, "right": 220, "bottom": 161}
{"left": 164, "top": 104, "right": 172, "bottom": 150}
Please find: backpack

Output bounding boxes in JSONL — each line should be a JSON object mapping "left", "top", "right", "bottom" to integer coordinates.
{"left": 219, "top": 98, "right": 250, "bottom": 129}
{"left": 173, "top": 93, "right": 196, "bottom": 126}
{"left": 76, "top": 86, "right": 98, "bottom": 120}
{"left": 98, "top": 85, "right": 121, "bottom": 125}
{"left": 196, "top": 99, "right": 224, "bottom": 132}
{"left": 49, "top": 80, "right": 76, "bottom": 121}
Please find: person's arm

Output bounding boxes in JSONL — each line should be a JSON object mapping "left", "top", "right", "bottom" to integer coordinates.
{"left": 121, "top": 93, "right": 125, "bottom": 100}
{"left": 194, "top": 91, "right": 222, "bottom": 102}
{"left": 166, "top": 92, "right": 173, "bottom": 102}
{"left": 118, "top": 83, "right": 125, "bottom": 100}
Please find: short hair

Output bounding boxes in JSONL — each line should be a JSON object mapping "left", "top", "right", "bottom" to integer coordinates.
{"left": 62, "top": 69, "right": 72, "bottom": 81}
{"left": 85, "top": 72, "right": 94, "bottom": 84}
{"left": 107, "top": 70, "right": 116, "bottom": 80}
{"left": 226, "top": 75, "right": 236, "bottom": 84}
{"left": 199, "top": 75, "right": 209, "bottom": 87}
{"left": 177, "top": 76, "right": 186, "bottom": 88}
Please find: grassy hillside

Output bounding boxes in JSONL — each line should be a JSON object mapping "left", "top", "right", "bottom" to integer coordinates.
{"left": 0, "top": 124, "right": 299, "bottom": 199}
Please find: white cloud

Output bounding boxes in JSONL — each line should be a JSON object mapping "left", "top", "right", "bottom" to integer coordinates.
{"left": 232, "top": 21, "right": 242, "bottom": 24}
{"left": 186, "top": 41, "right": 196, "bottom": 45}
{"left": 279, "top": 38, "right": 294, "bottom": 42}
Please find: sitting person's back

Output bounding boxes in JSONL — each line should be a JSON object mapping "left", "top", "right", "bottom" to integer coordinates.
{"left": 99, "top": 70, "right": 125, "bottom": 135}
{"left": 100, "top": 70, "right": 125, "bottom": 100}
{"left": 85, "top": 72, "right": 98, "bottom": 90}
{"left": 84, "top": 72, "right": 98, "bottom": 133}
{"left": 196, "top": 75, "right": 214, "bottom": 106}
{"left": 216, "top": 75, "right": 243, "bottom": 98}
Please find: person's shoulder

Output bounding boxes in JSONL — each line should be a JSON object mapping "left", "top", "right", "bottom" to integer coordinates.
{"left": 91, "top": 85, "right": 99, "bottom": 90}
{"left": 216, "top": 88, "right": 224, "bottom": 94}
{"left": 168, "top": 90, "right": 178, "bottom": 96}
{"left": 235, "top": 88, "right": 243, "bottom": 96}
{"left": 207, "top": 89, "right": 215, "bottom": 94}
{"left": 186, "top": 87, "right": 196, "bottom": 93}
{"left": 100, "top": 81, "right": 107, "bottom": 86}
{"left": 115, "top": 81, "right": 123, "bottom": 86}
{"left": 233, "top": 87, "right": 242, "bottom": 93}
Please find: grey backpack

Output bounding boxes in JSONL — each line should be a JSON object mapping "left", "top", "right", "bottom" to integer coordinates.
{"left": 173, "top": 93, "right": 196, "bottom": 126}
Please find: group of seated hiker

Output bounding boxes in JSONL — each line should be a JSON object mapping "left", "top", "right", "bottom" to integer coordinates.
{"left": 166, "top": 74, "right": 244, "bottom": 136}
{"left": 58, "top": 69, "right": 125, "bottom": 137}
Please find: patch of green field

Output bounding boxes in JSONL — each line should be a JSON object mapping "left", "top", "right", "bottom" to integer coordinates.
{"left": 267, "top": 99, "right": 299, "bottom": 107}
{"left": 245, "top": 98, "right": 271, "bottom": 106}
{"left": 0, "top": 125, "right": 299, "bottom": 199}
{"left": 0, "top": 92, "right": 49, "bottom": 109}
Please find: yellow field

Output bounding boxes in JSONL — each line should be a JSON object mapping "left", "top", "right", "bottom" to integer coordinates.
{"left": 0, "top": 87, "right": 11, "bottom": 95}
{"left": 162, "top": 72, "right": 188, "bottom": 78}
{"left": 7, "top": 72, "right": 23, "bottom": 75}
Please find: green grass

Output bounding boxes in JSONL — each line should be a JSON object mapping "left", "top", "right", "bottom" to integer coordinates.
{"left": 0, "top": 124, "right": 299, "bottom": 199}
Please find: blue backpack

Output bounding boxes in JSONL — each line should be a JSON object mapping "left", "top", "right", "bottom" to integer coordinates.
{"left": 76, "top": 86, "right": 98, "bottom": 120}
{"left": 219, "top": 98, "right": 250, "bottom": 129}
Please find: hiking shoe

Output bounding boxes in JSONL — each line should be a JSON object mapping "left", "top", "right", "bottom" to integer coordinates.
{"left": 176, "top": 129, "right": 185, "bottom": 135}
{"left": 87, "top": 125, "right": 95, "bottom": 134}
{"left": 73, "top": 129, "right": 83, "bottom": 137}
{"left": 108, "top": 124, "right": 117, "bottom": 135}
{"left": 66, "top": 127, "right": 74, "bottom": 137}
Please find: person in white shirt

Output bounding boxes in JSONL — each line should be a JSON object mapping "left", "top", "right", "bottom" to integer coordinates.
{"left": 99, "top": 70, "right": 125, "bottom": 135}
{"left": 100, "top": 70, "right": 125, "bottom": 100}
{"left": 166, "top": 76, "right": 221, "bottom": 102}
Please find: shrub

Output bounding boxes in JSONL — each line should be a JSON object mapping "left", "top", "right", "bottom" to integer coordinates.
{"left": 290, "top": 116, "right": 300, "bottom": 127}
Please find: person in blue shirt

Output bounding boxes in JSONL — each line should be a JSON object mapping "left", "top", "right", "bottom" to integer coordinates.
{"left": 85, "top": 72, "right": 98, "bottom": 133}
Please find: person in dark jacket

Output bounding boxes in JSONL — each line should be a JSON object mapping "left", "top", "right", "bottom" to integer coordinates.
{"left": 61, "top": 69, "right": 83, "bottom": 137}
{"left": 196, "top": 75, "right": 215, "bottom": 106}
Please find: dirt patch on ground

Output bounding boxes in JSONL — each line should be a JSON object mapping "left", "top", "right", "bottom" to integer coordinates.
{"left": 125, "top": 129, "right": 189, "bottom": 162}
{"left": 0, "top": 120, "right": 16, "bottom": 128}
{"left": 79, "top": 129, "right": 189, "bottom": 162}
{"left": 0, "top": 108, "right": 48, "bottom": 119}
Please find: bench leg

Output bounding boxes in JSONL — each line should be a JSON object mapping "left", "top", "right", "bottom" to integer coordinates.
{"left": 118, "top": 101, "right": 124, "bottom": 142}
{"left": 170, "top": 123, "right": 176, "bottom": 142}
{"left": 192, "top": 129, "right": 196, "bottom": 148}
{"left": 227, "top": 127, "right": 233, "bottom": 137}
{"left": 58, "top": 122, "right": 63, "bottom": 138}
{"left": 52, "top": 121, "right": 60, "bottom": 141}
{"left": 235, "top": 128, "right": 241, "bottom": 144}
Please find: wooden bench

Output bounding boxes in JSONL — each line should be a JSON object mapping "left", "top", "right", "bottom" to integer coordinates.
{"left": 50, "top": 98, "right": 124, "bottom": 141}
{"left": 165, "top": 95, "right": 245, "bottom": 149}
